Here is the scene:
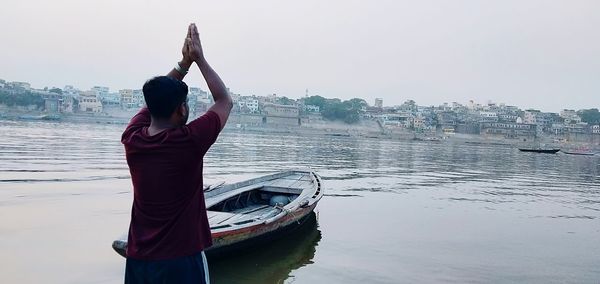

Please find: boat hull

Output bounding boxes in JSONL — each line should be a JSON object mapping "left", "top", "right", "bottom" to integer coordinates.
{"left": 562, "top": 151, "right": 595, "bottom": 156}
{"left": 206, "top": 210, "right": 318, "bottom": 258}
{"left": 209, "top": 203, "right": 317, "bottom": 252}
{"left": 112, "top": 205, "right": 318, "bottom": 258}
{"left": 112, "top": 169, "right": 323, "bottom": 258}
{"left": 518, "top": 148, "right": 560, "bottom": 154}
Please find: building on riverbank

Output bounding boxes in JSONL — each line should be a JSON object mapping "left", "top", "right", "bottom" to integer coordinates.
{"left": 79, "top": 91, "right": 103, "bottom": 113}
{"left": 262, "top": 103, "right": 300, "bottom": 126}
{"left": 480, "top": 122, "right": 537, "bottom": 138}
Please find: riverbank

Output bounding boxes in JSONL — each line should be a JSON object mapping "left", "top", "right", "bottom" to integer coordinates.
{"left": 2, "top": 111, "right": 599, "bottom": 149}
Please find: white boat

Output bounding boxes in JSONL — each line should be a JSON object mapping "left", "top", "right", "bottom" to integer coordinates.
{"left": 562, "top": 149, "right": 595, "bottom": 156}
{"left": 112, "top": 169, "right": 323, "bottom": 257}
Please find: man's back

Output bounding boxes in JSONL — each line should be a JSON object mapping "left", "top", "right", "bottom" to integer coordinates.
{"left": 122, "top": 108, "right": 221, "bottom": 260}
{"left": 123, "top": 23, "right": 232, "bottom": 284}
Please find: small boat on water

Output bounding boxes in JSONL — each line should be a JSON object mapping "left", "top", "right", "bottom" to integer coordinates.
{"left": 562, "top": 147, "right": 595, "bottom": 156}
{"left": 112, "top": 169, "right": 323, "bottom": 258}
{"left": 18, "top": 114, "right": 61, "bottom": 121}
{"left": 518, "top": 148, "right": 561, "bottom": 154}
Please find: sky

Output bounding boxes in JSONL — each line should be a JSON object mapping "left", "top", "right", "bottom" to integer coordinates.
{"left": 0, "top": 0, "right": 598, "bottom": 112}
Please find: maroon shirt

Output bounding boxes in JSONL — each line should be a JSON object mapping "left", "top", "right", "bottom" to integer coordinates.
{"left": 121, "top": 108, "right": 221, "bottom": 260}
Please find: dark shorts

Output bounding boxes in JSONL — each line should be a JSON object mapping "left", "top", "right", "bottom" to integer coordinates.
{"left": 125, "top": 251, "right": 209, "bottom": 284}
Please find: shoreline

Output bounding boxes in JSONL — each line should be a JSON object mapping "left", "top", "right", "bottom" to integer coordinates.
{"left": 1, "top": 112, "right": 599, "bottom": 149}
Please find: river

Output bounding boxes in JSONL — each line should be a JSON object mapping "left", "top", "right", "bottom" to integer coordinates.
{"left": 0, "top": 120, "right": 599, "bottom": 283}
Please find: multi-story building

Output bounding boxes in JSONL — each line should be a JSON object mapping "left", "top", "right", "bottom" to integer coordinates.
{"left": 592, "top": 125, "right": 600, "bottom": 134}
{"left": 262, "top": 103, "right": 299, "bottom": 126}
{"left": 523, "top": 110, "right": 557, "bottom": 133}
{"left": 119, "top": 89, "right": 137, "bottom": 109}
{"left": 381, "top": 113, "right": 413, "bottom": 129}
{"left": 60, "top": 96, "right": 75, "bottom": 113}
{"left": 560, "top": 109, "right": 582, "bottom": 124}
{"left": 79, "top": 91, "right": 103, "bottom": 113}
{"left": 91, "top": 86, "right": 109, "bottom": 97}
{"left": 564, "top": 122, "right": 588, "bottom": 134}
{"left": 100, "top": 92, "right": 121, "bottom": 106}
{"left": 498, "top": 114, "right": 519, "bottom": 122}
{"left": 10, "top": 81, "right": 31, "bottom": 90}
{"left": 132, "top": 89, "right": 144, "bottom": 107}
{"left": 479, "top": 111, "right": 498, "bottom": 123}
{"left": 436, "top": 111, "right": 457, "bottom": 126}
{"left": 374, "top": 98, "right": 383, "bottom": 108}
{"left": 480, "top": 122, "right": 537, "bottom": 138}
{"left": 523, "top": 110, "right": 539, "bottom": 124}
{"left": 237, "top": 97, "right": 260, "bottom": 113}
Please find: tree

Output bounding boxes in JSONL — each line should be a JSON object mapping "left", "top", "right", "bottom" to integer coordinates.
{"left": 401, "top": 100, "right": 417, "bottom": 112}
{"left": 344, "top": 98, "right": 368, "bottom": 110}
{"left": 578, "top": 108, "right": 600, "bottom": 124}
{"left": 304, "top": 95, "right": 327, "bottom": 108}
{"left": 276, "top": 96, "right": 295, "bottom": 105}
{"left": 343, "top": 110, "right": 360, "bottom": 124}
{"left": 302, "top": 95, "right": 366, "bottom": 124}
{"left": 49, "top": 88, "right": 63, "bottom": 95}
{"left": 0, "top": 90, "right": 44, "bottom": 108}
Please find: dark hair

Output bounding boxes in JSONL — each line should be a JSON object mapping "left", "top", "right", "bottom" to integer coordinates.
{"left": 142, "top": 76, "right": 188, "bottom": 119}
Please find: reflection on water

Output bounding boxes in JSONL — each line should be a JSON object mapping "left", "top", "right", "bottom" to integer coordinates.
{"left": 209, "top": 212, "right": 321, "bottom": 284}
{"left": 0, "top": 120, "right": 599, "bottom": 283}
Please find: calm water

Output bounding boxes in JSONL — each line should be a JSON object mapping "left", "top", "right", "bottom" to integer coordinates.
{"left": 0, "top": 120, "right": 599, "bottom": 283}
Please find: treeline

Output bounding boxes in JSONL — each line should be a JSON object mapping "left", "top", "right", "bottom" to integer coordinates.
{"left": 0, "top": 90, "right": 44, "bottom": 108}
{"left": 303, "top": 96, "right": 368, "bottom": 124}
{"left": 577, "top": 108, "right": 600, "bottom": 125}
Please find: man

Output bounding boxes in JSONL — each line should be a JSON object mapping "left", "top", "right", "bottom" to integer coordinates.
{"left": 121, "top": 23, "right": 232, "bottom": 284}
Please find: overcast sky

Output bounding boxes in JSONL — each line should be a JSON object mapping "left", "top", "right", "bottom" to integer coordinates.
{"left": 0, "top": 0, "right": 598, "bottom": 112}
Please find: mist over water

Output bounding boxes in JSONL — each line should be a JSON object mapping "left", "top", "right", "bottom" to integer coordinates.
{"left": 1, "top": 120, "right": 599, "bottom": 283}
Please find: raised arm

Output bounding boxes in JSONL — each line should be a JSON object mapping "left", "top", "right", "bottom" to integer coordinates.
{"left": 167, "top": 28, "right": 193, "bottom": 81}
{"left": 188, "top": 23, "right": 233, "bottom": 130}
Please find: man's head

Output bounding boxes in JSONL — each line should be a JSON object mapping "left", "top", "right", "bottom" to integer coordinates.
{"left": 142, "top": 76, "right": 189, "bottom": 125}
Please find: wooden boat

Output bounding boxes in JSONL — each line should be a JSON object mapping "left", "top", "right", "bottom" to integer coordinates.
{"left": 518, "top": 148, "right": 560, "bottom": 154}
{"left": 112, "top": 169, "right": 323, "bottom": 258}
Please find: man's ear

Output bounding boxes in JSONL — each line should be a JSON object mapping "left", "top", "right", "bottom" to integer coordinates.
{"left": 179, "top": 104, "right": 188, "bottom": 116}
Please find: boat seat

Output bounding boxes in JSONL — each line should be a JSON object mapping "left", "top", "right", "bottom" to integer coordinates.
{"left": 207, "top": 211, "right": 237, "bottom": 225}
{"left": 260, "top": 186, "right": 303, "bottom": 194}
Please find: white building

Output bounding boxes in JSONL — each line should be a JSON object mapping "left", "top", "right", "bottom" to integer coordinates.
{"left": 479, "top": 111, "right": 498, "bottom": 122}
{"left": 380, "top": 113, "right": 413, "bottom": 128}
{"left": 133, "top": 89, "right": 144, "bottom": 107}
{"left": 523, "top": 110, "right": 540, "bottom": 124}
{"left": 119, "top": 89, "right": 138, "bottom": 109}
{"left": 304, "top": 104, "right": 320, "bottom": 113}
{"left": 592, "top": 125, "right": 600, "bottom": 134}
{"left": 237, "top": 97, "right": 259, "bottom": 113}
{"left": 560, "top": 109, "right": 581, "bottom": 124}
{"left": 79, "top": 91, "right": 103, "bottom": 113}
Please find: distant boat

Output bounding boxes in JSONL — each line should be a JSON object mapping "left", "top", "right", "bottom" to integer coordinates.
{"left": 413, "top": 137, "right": 441, "bottom": 142}
{"left": 562, "top": 147, "right": 595, "bottom": 156}
{"left": 518, "top": 148, "right": 561, "bottom": 154}
{"left": 326, "top": 133, "right": 351, "bottom": 137}
{"left": 18, "top": 114, "right": 61, "bottom": 121}
{"left": 562, "top": 150, "right": 595, "bottom": 156}
{"left": 112, "top": 169, "right": 323, "bottom": 258}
